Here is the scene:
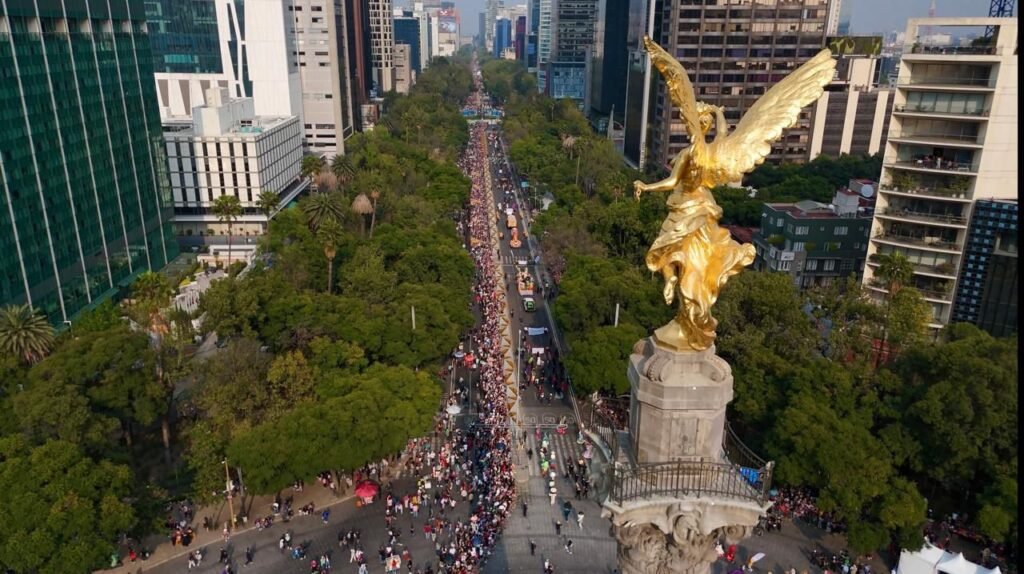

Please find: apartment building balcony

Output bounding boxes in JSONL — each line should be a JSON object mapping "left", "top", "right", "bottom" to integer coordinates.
{"left": 879, "top": 186, "right": 973, "bottom": 202}
{"left": 872, "top": 231, "right": 962, "bottom": 253}
{"left": 887, "top": 130, "right": 983, "bottom": 149}
{"left": 896, "top": 75, "right": 995, "bottom": 92}
{"left": 866, "top": 256, "right": 958, "bottom": 279}
{"left": 875, "top": 207, "right": 969, "bottom": 228}
{"left": 866, "top": 279, "right": 955, "bottom": 303}
{"left": 902, "top": 43, "right": 1004, "bottom": 62}
{"left": 886, "top": 158, "right": 977, "bottom": 175}
{"left": 893, "top": 104, "right": 989, "bottom": 120}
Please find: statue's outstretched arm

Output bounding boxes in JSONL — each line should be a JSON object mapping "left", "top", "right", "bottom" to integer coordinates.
{"left": 635, "top": 154, "right": 687, "bottom": 198}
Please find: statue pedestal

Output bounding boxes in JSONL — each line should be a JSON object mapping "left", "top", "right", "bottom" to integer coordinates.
{"left": 626, "top": 337, "right": 734, "bottom": 464}
{"left": 601, "top": 337, "right": 770, "bottom": 574}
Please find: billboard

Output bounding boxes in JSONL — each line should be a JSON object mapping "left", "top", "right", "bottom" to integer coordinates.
{"left": 438, "top": 10, "right": 457, "bottom": 34}
{"left": 826, "top": 35, "right": 883, "bottom": 56}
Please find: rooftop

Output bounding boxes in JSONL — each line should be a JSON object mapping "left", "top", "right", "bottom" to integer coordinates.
{"left": 766, "top": 201, "right": 873, "bottom": 220}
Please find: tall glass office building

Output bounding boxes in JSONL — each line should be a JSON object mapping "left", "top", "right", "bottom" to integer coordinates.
{"left": 0, "top": 0, "right": 178, "bottom": 325}
{"left": 145, "top": 0, "right": 222, "bottom": 74}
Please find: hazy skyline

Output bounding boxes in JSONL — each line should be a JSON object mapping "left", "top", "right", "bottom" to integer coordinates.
{"left": 450, "top": 0, "right": 1011, "bottom": 38}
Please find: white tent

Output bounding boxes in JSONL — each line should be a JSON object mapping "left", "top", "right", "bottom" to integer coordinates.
{"left": 896, "top": 543, "right": 999, "bottom": 574}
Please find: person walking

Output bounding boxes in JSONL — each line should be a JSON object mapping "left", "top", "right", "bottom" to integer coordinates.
{"left": 322, "top": 509, "right": 330, "bottom": 525}
{"left": 522, "top": 500, "right": 528, "bottom": 517}
{"left": 576, "top": 511, "right": 584, "bottom": 530}
{"left": 555, "top": 521, "right": 562, "bottom": 536}
{"left": 243, "top": 546, "right": 253, "bottom": 566}
{"left": 529, "top": 539, "right": 537, "bottom": 556}
{"left": 564, "top": 539, "right": 574, "bottom": 555}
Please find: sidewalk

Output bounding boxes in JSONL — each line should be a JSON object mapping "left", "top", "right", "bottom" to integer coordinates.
{"left": 102, "top": 465, "right": 410, "bottom": 573}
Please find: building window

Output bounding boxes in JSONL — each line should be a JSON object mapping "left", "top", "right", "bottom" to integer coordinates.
{"left": 823, "top": 260, "right": 836, "bottom": 271}
{"left": 792, "top": 242, "right": 805, "bottom": 252}
{"left": 779, "top": 261, "right": 791, "bottom": 271}
{"left": 805, "top": 259, "right": 818, "bottom": 271}
{"left": 795, "top": 226, "right": 809, "bottom": 236}
{"left": 776, "top": 217, "right": 784, "bottom": 226}
{"left": 834, "top": 226, "right": 848, "bottom": 236}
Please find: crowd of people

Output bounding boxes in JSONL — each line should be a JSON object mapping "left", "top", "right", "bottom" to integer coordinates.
{"left": 348, "top": 95, "right": 521, "bottom": 574}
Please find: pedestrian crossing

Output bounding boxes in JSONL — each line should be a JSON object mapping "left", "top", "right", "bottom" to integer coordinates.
{"left": 523, "top": 430, "right": 584, "bottom": 478}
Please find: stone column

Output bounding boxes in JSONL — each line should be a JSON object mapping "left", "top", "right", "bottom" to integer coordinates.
{"left": 607, "top": 498, "right": 761, "bottom": 574}
{"left": 601, "top": 337, "right": 770, "bottom": 573}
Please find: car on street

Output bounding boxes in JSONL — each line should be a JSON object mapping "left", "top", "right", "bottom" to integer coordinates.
{"left": 523, "top": 297, "right": 536, "bottom": 312}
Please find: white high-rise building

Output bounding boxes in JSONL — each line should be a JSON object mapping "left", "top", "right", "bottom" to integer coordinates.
{"left": 149, "top": 0, "right": 355, "bottom": 156}
{"left": 291, "top": 0, "right": 357, "bottom": 155}
{"left": 369, "top": 0, "right": 396, "bottom": 93}
{"left": 163, "top": 88, "right": 306, "bottom": 238}
{"left": 148, "top": 0, "right": 301, "bottom": 121}
{"left": 863, "top": 18, "right": 1018, "bottom": 329}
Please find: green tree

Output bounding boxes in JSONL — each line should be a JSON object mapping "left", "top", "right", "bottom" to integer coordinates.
{"left": 564, "top": 324, "right": 645, "bottom": 395}
{"left": 875, "top": 251, "right": 914, "bottom": 295}
{"left": 256, "top": 189, "right": 281, "bottom": 233}
{"left": 0, "top": 304, "right": 55, "bottom": 365}
{"left": 301, "top": 154, "right": 326, "bottom": 179}
{"left": 212, "top": 194, "right": 243, "bottom": 266}
{"left": 330, "top": 154, "right": 356, "bottom": 186}
{"left": 0, "top": 437, "right": 136, "bottom": 573}
{"left": 316, "top": 219, "right": 346, "bottom": 294}
{"left": 301, "top": 192, "right": 346, "bottom": 232}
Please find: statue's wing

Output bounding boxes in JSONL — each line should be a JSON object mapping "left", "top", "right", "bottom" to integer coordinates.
{"left": 710, "top": 49, "right": 835, "bottom": 180}
{"left": 644, "top": 36, "right": 703, "bottom": 151}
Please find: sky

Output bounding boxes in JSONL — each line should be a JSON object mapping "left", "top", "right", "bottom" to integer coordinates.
{"left": 446, "top": 0, "right": 1012, "bottom": 39}
{"left": 848, "top": 0, "right": 1014, "bottom": 34}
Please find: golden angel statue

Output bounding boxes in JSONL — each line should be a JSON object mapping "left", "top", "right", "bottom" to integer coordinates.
{"left": 634, "top": 36, "right": 835, "bottom": 352}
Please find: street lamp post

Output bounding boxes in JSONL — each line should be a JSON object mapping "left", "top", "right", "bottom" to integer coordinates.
{"left": 223, "top": 459, "right": 235, "bottom": 530}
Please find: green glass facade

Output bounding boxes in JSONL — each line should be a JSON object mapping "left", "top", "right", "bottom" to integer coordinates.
{"left": 0, "top": 0, "right": 177, "bottom": 325}
{"left": 144, "top": 0, "right": 222, "bottom": 74}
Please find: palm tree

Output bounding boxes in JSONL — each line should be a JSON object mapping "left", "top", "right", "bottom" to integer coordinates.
{"left": 330, "top": 154, "right": 356, "bottom": 187}
{"left": 369, "top": 189, "right": 381, "bottom": 238}
{"left": 302, "top": 192, "right": 345, "bottom": 231}
{"left": 317, "top": 219, "right": 345, "bottom": 294}
{"left": 315, "top": 172, "right": 339, "bottom": 194}
{"left": 130, "top": 270, "right": 177, "bottom": 465}
{"left": 351, "top": 193, "right": 373, "bottom": 237}
{"left": 561, "top": 134, "right": 576, "bottom": 159}
{"left": 301, "top": 154, "right": 326, "bottom": 179}
{"left": 256, "top": 189, "right": 280, "bottom": 233}
{"left": 873, "top": 251, "right": 917, "bottom": 369}
{"left": 212, "top": 194, "right": 243, "bottom": 267}
{"left": 876, "top": 251, "right": 914, "bottom": 295}
{"left": 0, "top": 304, "right": 55, "bottom": 365}
{"left": 131, "top": 270, "right": 174, "bottom": 336}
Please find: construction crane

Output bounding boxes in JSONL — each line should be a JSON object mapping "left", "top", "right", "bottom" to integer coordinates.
{"left": 986, "top": 0, "right": 1014, "bottom": 37}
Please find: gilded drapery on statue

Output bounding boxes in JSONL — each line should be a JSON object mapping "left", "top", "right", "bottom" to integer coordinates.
{"left": 634, "top": 36, "right": 836, "bottom": 352}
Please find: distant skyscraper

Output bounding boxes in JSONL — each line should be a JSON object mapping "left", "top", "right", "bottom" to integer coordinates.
{"left": 494, "top": 18, "right": 512, "bottom": 57}
{"left": 0, "top": 0, "right": 178, "bottom": 324}
{"left": 395, "top": 9, "right": 425, "bottom": 73}
{"left": 534, "top": 0, "right": 553, "bottom": 91}
{"left": 146, "top": 0, "right": 255, "bottom": 118}
{"left": 647, "top": 0, "right": 833, "bottom": 170}
{"left": 591, "top": 0, "right": 646, "bottom": 117}
{"left": 952, "top": 199, "right": 1017, "bottom": 337}
{"left": 515, "top": 15, "right": 527, "bottom": 62}
{"left": 548, "top": 0, "right": 596, "bottom": 104}
{"left": 837, "top": 0, "right": 853, "bottom": 35}
{"left": 345, "top": 0, "right": 373, "bottom": 114}
{"left": 291, "top": 0, "right": 356, "bottom": 154}
{"left": 368, "top": 0, "right": 396, "bottom": 93}
{"left": 485, "top": 0, "right": 500, "bottom": 51}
